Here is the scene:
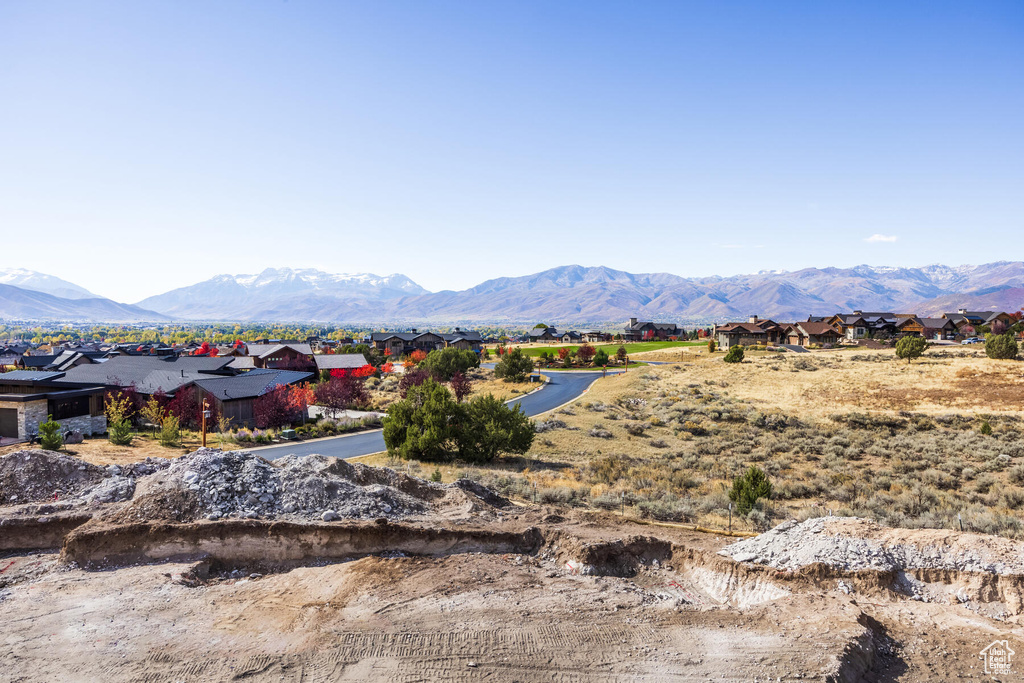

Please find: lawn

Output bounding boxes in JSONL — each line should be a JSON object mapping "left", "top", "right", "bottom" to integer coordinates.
{"left": 494, "top": 340, "right": 703, "bottom": 358}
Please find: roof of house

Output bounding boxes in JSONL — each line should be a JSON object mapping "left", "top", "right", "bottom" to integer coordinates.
{"left": 245, "top": 342, "right": 314, "bottom": 359}
{"left": 54, "top": 355, "right": 235, "bottom": 394}
{"left": 797, "top": 322, "right": 840, "bottom": 335}
{"left": 312, "top": 353, "right": 369, "bottom": 370}
{"left": 227, "top": 356, "right": 256, "bottom": 370}
{"left": 22, "top": 355, "right": 60, "bottom": 368}
{"left": 717, "top": 322, "right": 770, "bottom": 334}
{"left": 370, "top": 332, "right": 443, "bottom": 343}
{"left": 528, "top": 328, "right": 559, "bottom": 338}
{"left": 0, "top": 370, "right": 68, "bottom": 382}
{"left": 192, "top": 369, "right": 313, "bottom": 401}
{"left": 440, "top": 330, "right": 483, "bottom": 342}
{"left": 626, "top": 321, "right": 680, "bottom": 331}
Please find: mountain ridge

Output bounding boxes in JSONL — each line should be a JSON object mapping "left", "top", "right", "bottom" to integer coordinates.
{"left": 3, "top": 263, "right": 1023, "bottom": 323}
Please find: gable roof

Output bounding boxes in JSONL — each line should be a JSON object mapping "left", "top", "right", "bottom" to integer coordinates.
{"left": 192, "top": 369, "right": 313, "bottom": 401}
{"left": 245, "top": 342, "right": 314, "bottom": 359}
{"left": 54, "top": 355, "right": 235, "bottom": 394}
{"left": 313, "top": 353, "right": 369, "bottom": 371}
{"left": 796, "top": 322, "right": 840, "bottom": 335}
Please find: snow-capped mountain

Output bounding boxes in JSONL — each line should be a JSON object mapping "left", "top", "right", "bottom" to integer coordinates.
{"left": 134, "top": 268, "right": 428, "bottom": 319}
{"left": 0, "top": 268, "right": 98, "bottom": 299}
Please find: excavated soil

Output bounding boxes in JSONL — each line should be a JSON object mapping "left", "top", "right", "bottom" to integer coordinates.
{"left": 4, "top": 449, "right": 1024, "bottom": 680}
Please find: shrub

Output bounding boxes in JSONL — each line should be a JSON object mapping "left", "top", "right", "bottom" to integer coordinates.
{"left": 158, "top": 414, "right": 181, "bottom": 447}
{"left": 449, "top": 371, "right": 472, "bottom": 403}
{"left": 430, "top": 468, "right": 442, "bottom": 482}
{"left": 457, "top": 394, "right": 534, "bottom": 463}
{"left": 105, "top": 390, "right": 135, "bottom": 446}
{"left": 895, "top": 336, "right": 927, "bottom": 362}
{"left": 38, "top": 415, "right": 63, "bottom": 451}
{"left": 624, "top": 421, "right": 648, "bottom": 436}
{"left": 419, "top": 347, "right": 480, "bottom": 381}
{"left": 723, "top": 345, "right": 744, "bottom": 363}
{"left": 494, "top": 348, "right": 534, "bottom": 383}
{"left": 985, "top": 332, "right": 1019, "bottom": 360}
{"left": 382, "top": 379, "right": 462, "bottom": 462}
{"left": 729, "top": 466, "right": 773, "bottom": 515}
{"left": 980, "top": 420, "right": 993, "bottom": 435}
{"left": 707, "top": 339, "right": 716, "bottom": 353}
{"left": 593, "top": 349, "right": 610, "bottom": 367}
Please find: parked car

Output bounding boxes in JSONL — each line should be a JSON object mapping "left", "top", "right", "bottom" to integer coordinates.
{"left": 961, "top": 337, "right": 981, "bottom": 344}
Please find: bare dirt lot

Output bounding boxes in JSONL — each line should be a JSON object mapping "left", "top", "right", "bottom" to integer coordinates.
{"left": 3, "top": 447, "right": 1024, "bottom": 681}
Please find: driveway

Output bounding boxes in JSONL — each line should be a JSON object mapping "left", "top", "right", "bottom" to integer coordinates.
{"left": 255, "top": 369, "right": 618, "bottom": 461}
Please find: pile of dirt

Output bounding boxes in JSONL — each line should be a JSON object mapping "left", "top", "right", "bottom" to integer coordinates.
{"left": 720, "top": 516, "right": 1024, "bottom": 575}
{"left": 0, "top": 449, "right": 147, "bottom": 508}
{"left": 107, "top": 449, "right": 505, "bottom": 524}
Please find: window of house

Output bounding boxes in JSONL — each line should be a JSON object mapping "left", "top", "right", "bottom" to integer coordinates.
{"left": 48, "top": 395, "right": 90, "bottom": 421}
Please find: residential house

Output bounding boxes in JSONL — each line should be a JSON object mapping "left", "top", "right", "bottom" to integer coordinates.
{"left": 581, "top": 330, "right": 611, "bottom": 343}
{"left": 244, "top": 343, "right": 316, "bottom": 371}
{"left": 623, "top": 318, "right": 682, "bottom": 342}
{"left": 560, "top": 331, "right": 582, "bottom": 344}
{"left": 896, "top": 317, "right": 957, "bottom": 340}
{"left": 715, "top": 316, "right": 786, "bottom": 349}
{"left": 943, "top": 309, "right": 1014, "bottom": 335}
{"left": 0, "top": 371, "right": 107, "bottom": 442}
{"left": 51, "top": 355, "right": 237, "bottom": 397}
{"left": 189, "top": 369, "right": 314, "bottom": 428}
{"left": 826, "top": 314, "right": 870, "bottom": 340}
{"left": 370, "top": 330, "right": 446, "bottom": 357}
{"left": 527, "top": 327, "right": 561, "bottom": 343}
{"left": 784, "top": 322, "right": 841, "bottom": 347}
{"left": 312, "top": 353, "right": 370, "bottom": 375}
{"left": 439, "top": 328, "right": 483, "bottom": 352}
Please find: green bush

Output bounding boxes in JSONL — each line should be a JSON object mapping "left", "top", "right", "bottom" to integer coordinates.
{"left": 729, "top": 466, "right": 773, "bottom": 515}
{"left": 382, "top": 379, "right": 462, "bottom": 462}
{"left": 593, "top": 349, "right": 610, "bottom": 367}
{"left": 382, "top": 379, "right": 534, "bottom": 463}
{"left": 108, "top": 419, "right": 134, "bottom": 446}
{"left": 418, "top": 347, "right": 480, "bottom": 381}
{"left": 723, "top": 345, "right": 744, "bottom": 363}
{"left": 895, "top": 336, "right": 927, "bottom": 362}
{"left": 458, "top": 394, "right": 534, "bottom": 463}
{"left": 494, "top": 348, "right": 534, "bottom": 383}
{"left": 985, "top": 332, "right": 1019, "bottom": 360}
{"left": 430, "top": 468, "right": 443, "bottom": 482}
{"left": 38, "top": 415, "right": 63, "bottom": 451}
{"left": 158, "top": 414, "right": 181, "bottom": 447}
{"left": 980, "top": 420, "right": 993, "bottom": 435}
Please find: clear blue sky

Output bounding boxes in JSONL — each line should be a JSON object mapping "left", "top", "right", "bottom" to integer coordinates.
{"left": 1, "top": 1, "right": 1021, "bottom": 301}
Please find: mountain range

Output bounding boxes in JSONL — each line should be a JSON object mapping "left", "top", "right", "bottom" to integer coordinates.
{"left": 1, "top": 263, "right": 1022, "bottom": 323}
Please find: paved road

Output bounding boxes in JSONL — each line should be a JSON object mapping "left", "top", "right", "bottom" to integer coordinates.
{"left": 256, "top": 369, "right": 617, "bottom": 461}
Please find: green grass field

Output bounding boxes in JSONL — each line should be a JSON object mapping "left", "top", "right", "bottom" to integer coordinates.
{"left": 493, "top": 340, "right": 703, "bottom": 358}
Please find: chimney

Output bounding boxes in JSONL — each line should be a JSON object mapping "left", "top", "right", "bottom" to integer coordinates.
{"left": 629, "top": 317, "right": 638, "bottom": 328}
{"left": 958, "top": 308, "right": 967, "bottom": 315}
{"left": 454, "top": 327, "right": 460, "bottom": 332}
{"left": 410, "top": 328, "right": 417, "bottom": 334}
{"left": 748, "top": 315, "right": 760, "bottom": 324}
{"left": 853, "top": 310, "right": 862, "bottom": 316}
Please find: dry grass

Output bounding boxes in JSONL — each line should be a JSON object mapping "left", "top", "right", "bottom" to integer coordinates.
{"left": 0, "top": 432, "right": 201, "bottom": 466}
{"left": 374, "top": 346, "right": 1024, "bottom": 537}
{"left": 364, "top": 367, "right": 532, "bottom": 409}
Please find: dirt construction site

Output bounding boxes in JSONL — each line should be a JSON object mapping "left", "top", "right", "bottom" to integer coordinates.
{"left": 2, "top": 448, "right": 1024, "bottom": 681}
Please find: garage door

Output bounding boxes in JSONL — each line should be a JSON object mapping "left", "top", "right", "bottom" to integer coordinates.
{"left": 0, "top": 408, "right": 17, "bottom": 438}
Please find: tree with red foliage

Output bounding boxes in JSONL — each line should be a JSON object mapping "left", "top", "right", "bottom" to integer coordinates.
{"left": 557, "top": 347, "right": 571, "bottom": 366}
{"left": 382, "top": 361, "right": 394, "bottom": 373}
{"left": 399, "top": 367, "right": 433, "bottom": 397}
{"left": 577, "top": 343, "right": 596, "bottom": 365}
{"left": 105, "top": 383, "right": 143, "bottom": 423}
{"left": 166, "top": 387, "right": 219, "bottom": 430}
{"left": 254, "top": 384, "right": 305, "bottom": 428}
{"left": 192, "top": 341, "right": 212, "bottom": 356}
{"left": 314, "top": 375, "right": 370, "bottom": 418}
{"left": 450, "top": 371, "right": 472, "bottom": 403}
{"left": 407, "top": 349, "right": 427, "bottom": 365}
{"left": 643, "top": 329, "right": 656, "bottom": 341}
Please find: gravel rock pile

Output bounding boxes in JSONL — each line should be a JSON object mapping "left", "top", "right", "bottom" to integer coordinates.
{"left": 161, "top": 448, "right": 430, "bottom": 522}
{"left": 720, "top": 517, "right": 1024, "bottom": 576}
{"left": 0, "top": 450, "right": 140, "bottom": 507}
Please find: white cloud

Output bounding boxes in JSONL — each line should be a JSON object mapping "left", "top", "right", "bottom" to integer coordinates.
{"left": 865, "top": 234, "right": 898, "bottom": 243}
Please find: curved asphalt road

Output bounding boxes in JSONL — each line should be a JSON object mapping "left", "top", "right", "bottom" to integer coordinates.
{"left": 256, "top": 369, "right": 619, "bottom": 461}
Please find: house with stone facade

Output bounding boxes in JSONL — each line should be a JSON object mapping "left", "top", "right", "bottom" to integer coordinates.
{"left": 0, "top": 371, "right": 107, "bottom": 443}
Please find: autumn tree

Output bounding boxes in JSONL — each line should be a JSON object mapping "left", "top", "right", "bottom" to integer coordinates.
{"left": 450, "top": 371, "right": 472, "bottom": 402}
{"left": 558, "top": 346, "right": 571, "bottom": 366}
{"left": 576, "top": 343, "right": 596, "bottom": 365}
{"left": 314, "top": 374, "right": 370, "bottom": 417}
